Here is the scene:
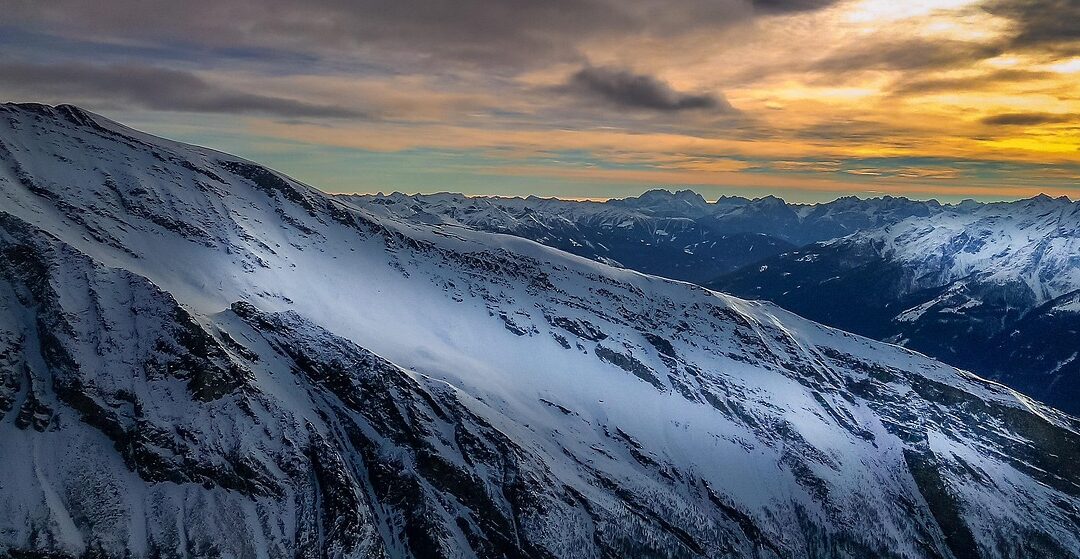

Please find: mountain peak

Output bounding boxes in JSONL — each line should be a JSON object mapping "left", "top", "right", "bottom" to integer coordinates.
{"left": 4, "top": 102, "right": 97, "bottom": 125}
{"left": 632, "top": 188, "right": 708, "bottom": 205}
{"left": 1016, "top": 192, "right": 1076, "bottom": 208}
{"left": 751, "top": 194, "right": 787, "bottom": 205}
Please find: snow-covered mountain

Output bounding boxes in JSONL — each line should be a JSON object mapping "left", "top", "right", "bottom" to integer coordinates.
{"left": 346, "top": 191, "right": 941, "bottom": 283}
{"left": 349, "top": 191, "right": 1080, "bottom": 416}
{"left": 713, "top": 198, "right": 1080, "bottom": 414}
{"left": 2, "top": 103, "right": 1079, "bottom": 559}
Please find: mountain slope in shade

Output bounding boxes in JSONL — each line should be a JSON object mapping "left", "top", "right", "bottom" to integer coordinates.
{"left": 347, "top": 190, "right": 942, "bottom": 283}
{"left": 1, "top": 103, "right": 1079, "bottom": 559}
{"left": 712, "top": 198, "right": 1080, "bottom": 414}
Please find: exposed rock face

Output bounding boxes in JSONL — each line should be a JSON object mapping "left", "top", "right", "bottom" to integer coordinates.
{"left": 1, "top": 103, "right": 1078, "bottom": 559}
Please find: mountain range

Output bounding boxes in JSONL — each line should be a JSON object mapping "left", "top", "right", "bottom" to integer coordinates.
{"left": 350, "top": 191, "right": 1080, "bottom": 415}
{"left": 348, "top": 191, "right": 943, "bottom": 284}
{"left": 1, "top": 103, "right": 1078, "bottom": 559}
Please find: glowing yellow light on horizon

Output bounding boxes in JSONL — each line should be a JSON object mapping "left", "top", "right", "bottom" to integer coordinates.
{"left": 984, "top": 137, "right": 1080, "bottom": 154}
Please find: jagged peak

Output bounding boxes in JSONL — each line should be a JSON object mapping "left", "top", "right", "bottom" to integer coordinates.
{"left": 630, "top": 188, "right": 707, "bottom": 204}
{"left": 1021, "top": 192, "right": 1074, "bottom": 204}
{"left": 748, "top": 194, "right": 789, "bottom": 206}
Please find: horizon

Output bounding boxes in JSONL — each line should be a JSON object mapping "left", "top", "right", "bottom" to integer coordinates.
{"left": 7, "top": 100, "right": 1076, "bottom": 206}
{"left": 355, "top": 186, "right": 1075, "bottom": 205}
{"left": 8, "top": 100, "right": 1077, "bottom": 205}
{"left": 2, "top": 0, "right": 1078, "bottom": 203}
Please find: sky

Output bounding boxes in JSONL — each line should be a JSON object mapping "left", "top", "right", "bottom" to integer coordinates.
{"left": 1, "top": 0, "right": 1078, "bottom": 203}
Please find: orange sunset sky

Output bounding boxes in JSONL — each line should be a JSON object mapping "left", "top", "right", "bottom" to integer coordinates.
{"left": 2, "top": 0, "right": 1077, "bottom": 201}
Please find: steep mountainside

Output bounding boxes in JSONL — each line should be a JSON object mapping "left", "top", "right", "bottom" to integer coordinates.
{"left": 1, "top": 103, "right": 1079, "bottom": 559}
{"left": 712, "top": 198, "right": 1080, "bottom": 414}
{"left": 347, "top": 191, "right": 942, "bottom": 283}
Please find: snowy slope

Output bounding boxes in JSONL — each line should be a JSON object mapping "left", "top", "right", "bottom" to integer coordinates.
{"left": 713, "top": 199, "right": 1080, "bottom": 414}
{"left": 858, "top": 197, "right": 1080, "bottom": 305}
{"left": 1, "top": 103, "right": 1079, "bottom": 559}
{"left": 346, "top": 190, "right": 940, "bottom": 283}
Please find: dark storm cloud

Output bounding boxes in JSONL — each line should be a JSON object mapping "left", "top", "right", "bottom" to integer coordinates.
{"left": 0, "top": 62, "right": 365, "bottom": 118}
{"left": 568, "top": 67, "right": 731, "bottom": 112}
{"left": 750, "top": 0, "right": 836, "bottom": 13}
{"left": 980, "top": 112, "right": 1077, "bottom": 125}
{"left": 982, "top": 0, "right": 1080, "bottom": 54}
{"left": 4, "top": 0, "right": 842, "bottom": 71}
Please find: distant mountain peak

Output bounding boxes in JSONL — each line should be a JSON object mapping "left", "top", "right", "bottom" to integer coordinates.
{"left": 629, "top": 187, "right": 709, "bottom": 206}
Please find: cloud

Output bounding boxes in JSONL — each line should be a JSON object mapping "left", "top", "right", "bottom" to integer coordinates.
{"left": 890, "top": 69, "right": 1056, "bottom": 96}
{"left": 980, "top": 112, "right": 1077, "bottom": 125}
{"left": 751, "top": 0, "right": 837, "bottom": 13}
{"left": 812, "top": 39, "right": 1004, "bottom": 73}
{"left": 0, "top": 61, "right": 365, "bottom": 118}
{"left": 2, "top": 0, "right": 1076, "bottom": 200}
{"left": 841, "top": 166, "right": 961, "bottom": 179}
{"left": 982, "top": 0, "right": 1080, "bottom": 55}
{"left": 803, "top": 1, "right": 1078, "bottom": 77}
{"left": 4, "top": 0, "right": 843, "bottom": 71}
{"left": 567, "top": 66, "right": 731, "bottom": 111}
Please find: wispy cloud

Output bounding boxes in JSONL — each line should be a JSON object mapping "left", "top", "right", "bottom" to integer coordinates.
{"left": 0, "top": 61, "right": 366, "bottom": 118}
{"left": 3, "top": 0, "right": 840, "bottom": 70}
{"left": 889, "top": 68, "right": 1056, "bottom": 96}
{"left": 980, "top": 112, "right": 1077, "bottom": 125}
{"left": 811, "top": 39, "right": 1004, "bottom": 72}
